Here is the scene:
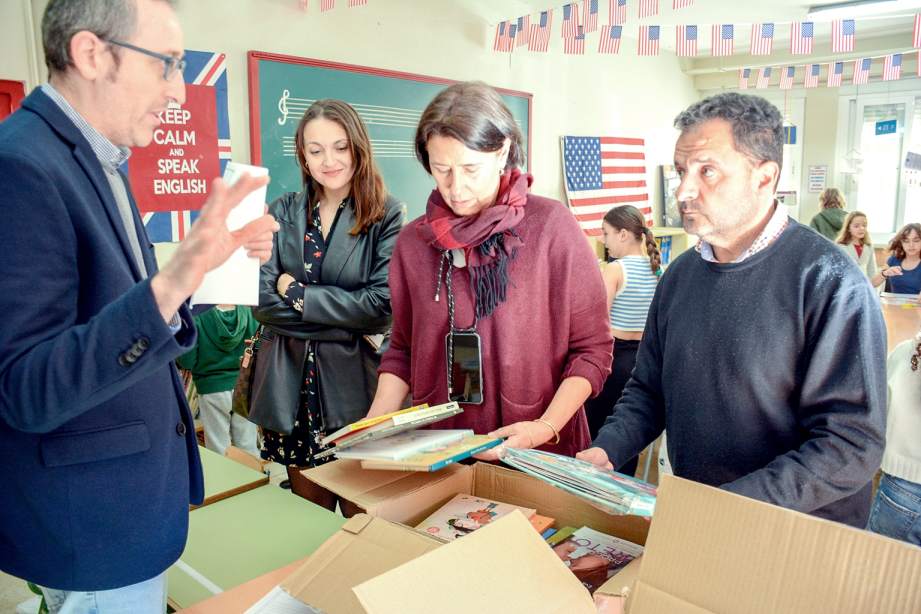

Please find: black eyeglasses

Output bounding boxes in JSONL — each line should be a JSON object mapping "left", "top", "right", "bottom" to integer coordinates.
{"left": 104, "top": 39, "right": 186, "bottom": 81}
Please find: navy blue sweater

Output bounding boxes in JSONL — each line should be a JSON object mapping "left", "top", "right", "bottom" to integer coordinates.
{"left": 594, "top": 221, "right": 886, "bottom": 527}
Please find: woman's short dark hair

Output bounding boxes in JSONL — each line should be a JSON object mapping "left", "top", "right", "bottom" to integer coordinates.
{"left": 674, "top": 92, "right": 784, "bottom": 175}
{"left": 294, "top": 99, "right": 386, "bottom": 235}
{"left": 415, "top": 81, "right": 524, "bottom": 173}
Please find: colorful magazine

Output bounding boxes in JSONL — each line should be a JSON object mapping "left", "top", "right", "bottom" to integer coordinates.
{"left": 358, "top": 435, "right": 502, "bottom": 472}
{"left": 415, "top": 493, "right": 536, "bottom": 541}
{"left": 552, "top": 526, "right": 644, "bottom": 593}
{"left": 499, "top": 448, "right": 656, "bottom": 517}
{"left": 334, "top": 429, "right": 472, "bottom": 461}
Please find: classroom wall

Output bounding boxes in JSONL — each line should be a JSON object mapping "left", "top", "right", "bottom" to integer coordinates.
{"left": 1, "top": 0, "right": 41, "bottom": 89}
{"left": 13, "top": 0, "right": 700, "bottom": 221}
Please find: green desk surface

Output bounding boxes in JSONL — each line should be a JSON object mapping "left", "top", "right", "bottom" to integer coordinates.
{"left": 168, "top": 485, "right": 345, "bottom": 609}
{"left": 196, "top": 446, "right": 268, "bottom": 508}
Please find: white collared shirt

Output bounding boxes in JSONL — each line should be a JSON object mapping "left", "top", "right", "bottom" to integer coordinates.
{"left": 697, "top": 204, "right": 789, "bottom": 264}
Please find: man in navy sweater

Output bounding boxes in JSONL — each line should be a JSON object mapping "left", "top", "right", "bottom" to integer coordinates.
{"left": 579, "top": 93, "right": 886, "bottom": 528}
{"left": 0, "top": 0, "right": 277, "bottom": 610}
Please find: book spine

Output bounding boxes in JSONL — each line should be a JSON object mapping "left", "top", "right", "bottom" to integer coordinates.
{"left": 426, "top": 438, "right": 503, "bottom": 472}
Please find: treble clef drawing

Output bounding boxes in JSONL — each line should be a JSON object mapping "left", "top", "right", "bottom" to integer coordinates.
{"left": 277, "top": 89, "right": 290, "bottom": 126}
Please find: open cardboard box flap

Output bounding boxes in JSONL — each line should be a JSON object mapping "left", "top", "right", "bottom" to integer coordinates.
{"left": 280, "top": 514, "right": 443, "bottom": 614}
{"left": 352, "top": 510, "right": 596, "bottom": 614}
{"left": 628, "top": 475, "right": 921, "bottom": 614}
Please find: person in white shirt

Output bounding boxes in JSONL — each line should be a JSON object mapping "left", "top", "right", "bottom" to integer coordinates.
{"left": 867, "top": 333, "right": 921, "bottom": 547}
{"left": 835, "top": 211, "right": 879, "bottom": 283}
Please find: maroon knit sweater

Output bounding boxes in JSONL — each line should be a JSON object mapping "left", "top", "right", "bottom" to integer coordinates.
{"left": 380, "top": 194, "right": 613, "bottom": 456}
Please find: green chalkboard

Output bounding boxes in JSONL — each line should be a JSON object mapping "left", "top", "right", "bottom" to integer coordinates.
{"left": 247, "top": 52, "right": 531, "bottom": 220}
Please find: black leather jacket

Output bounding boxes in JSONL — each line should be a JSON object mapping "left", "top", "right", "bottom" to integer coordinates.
{"left": 250, "top": 190, "right": 405, "bottom": 432}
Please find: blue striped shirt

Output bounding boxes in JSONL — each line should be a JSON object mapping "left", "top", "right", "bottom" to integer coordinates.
{"left": 610, "top": 255, "right": 658, "bottom": 332}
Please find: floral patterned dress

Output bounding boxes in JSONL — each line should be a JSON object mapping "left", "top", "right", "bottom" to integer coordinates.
{"left": 261, "top": 200, "right": 344, "bottom": 468}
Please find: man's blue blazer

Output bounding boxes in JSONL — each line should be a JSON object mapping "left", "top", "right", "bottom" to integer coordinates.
{"left": 0, "top": 88, "right": 204, "bottom": 591}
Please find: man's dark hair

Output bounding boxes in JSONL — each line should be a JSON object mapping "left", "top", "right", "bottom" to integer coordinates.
{"left": 674, "top": 92, "right": 784, "bottom": 174}
{"left": 42, "top": 0, "right": 176, "bottom": 75}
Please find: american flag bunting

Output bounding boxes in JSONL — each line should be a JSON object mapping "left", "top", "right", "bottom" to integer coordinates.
{"left": 564, "top": 26, "right": 586, "bottom": 54}
{"left": 493, "top": 21, "right": 513, "bottom": 52}
{"left": 583, "top": 0, "right": 599, "bottom": 32}
{"left": 347, "top": 0, "right": 367, "bottom": 6}
{"left": 780, "top": 66, "right": 795, "bottom": 89}
{"left": 320, "top": 0, "right": 335, "bottom": 11}
{"left": 516, "top": 15, "right": 530, "bottom": 47}
{"left": 914, "top": 14, "right": 921, "bottom": 48}
{"left": 831, "top": 19, "right": 855, "bottom": 53}
{"left": 738, "top": 68, "right": 750, "bottom": 89}
{"left": 750, "top": 23, "right": 774, "bottom": 55}
{"left": 790, "top": 21, "right": 814, "bottom": 54}
{"left": 883, "top": 53, "right": 902, "bottom": 81}
{"left": 638, "top": 0, "right": 658, "bottom": 18}
{"left": 529, "top": 10, "right": 553, "bottom": 52}
{"left": 805, "top": 63, "right": 820, "bottom": 88}
{"left": 638, "top": 25, "right": 660, "bottom": 56}
{"left": 676, "top": 25, "right": 698, "bottom": 57}
{"left": 711, "top": 24, "right": 734, "bottom": 57}
{"left": 827, "top": 61, "right": 843, "bottom": 87}
{"left": 561, "top": 136, "right": 651, "bottom": 237}
{"left": 756, "top": 66, "right": 772, "bottom": 89}
{"left": 853, "top": 57, "right": 871, "bottom": 85}
{"left": 598, "top": 25, "right": 623, "bottom": 54}
{"left": 562, "top": 3, "right": 580, "bottom": 38}
{"left": 610, "top": 0, "right": 627, "bottom": 25}
{"left": 673, "top": 0, "right": 693, "bottom": 8}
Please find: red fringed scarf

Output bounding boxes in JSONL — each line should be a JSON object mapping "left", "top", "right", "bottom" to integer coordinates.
{"left": 417, "top": 169, "right": 532, "bottom": 319}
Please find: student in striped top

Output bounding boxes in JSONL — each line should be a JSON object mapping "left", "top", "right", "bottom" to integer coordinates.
{"left": 584, "top": 205, "right": 661, "bottom": 475}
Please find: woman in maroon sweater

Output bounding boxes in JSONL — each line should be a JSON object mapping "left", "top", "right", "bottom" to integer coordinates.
{"left": 367, "top": 82, "right": 612, "bottom": 457}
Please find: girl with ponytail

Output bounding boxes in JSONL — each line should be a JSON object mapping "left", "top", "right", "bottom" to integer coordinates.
{"left": 584, "top": 205, "right": 662, "bottom": 475}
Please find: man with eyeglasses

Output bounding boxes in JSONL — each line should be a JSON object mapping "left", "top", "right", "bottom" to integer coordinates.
{"left": 0, "top": 1, "right": 278, "bottom": 611}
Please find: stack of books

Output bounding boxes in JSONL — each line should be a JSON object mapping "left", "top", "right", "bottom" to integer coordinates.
{"left": 319, "top": 403, "right": 502, "bottom": 471}
{"left": 499, "top": 448, "right": 657, "bottom": 517}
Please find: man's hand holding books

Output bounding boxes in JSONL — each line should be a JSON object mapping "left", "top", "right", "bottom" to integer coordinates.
{"left": 575, "top": 447, "right": 614, "bottom": 471}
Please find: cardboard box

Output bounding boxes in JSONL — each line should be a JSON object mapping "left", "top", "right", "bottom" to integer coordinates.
{"left": 614, "top": 475, "right": 921, "bottom": 613}
{"left": 302, "top": 459, "right": 650, "bottom": 547}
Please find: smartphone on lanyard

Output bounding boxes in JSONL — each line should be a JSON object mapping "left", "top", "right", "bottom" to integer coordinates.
{"left": 445, "top": 330, "right": 483, "bottom": 405}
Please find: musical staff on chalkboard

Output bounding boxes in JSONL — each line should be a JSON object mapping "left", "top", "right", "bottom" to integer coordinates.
{"left": 277, "top": 90, "right": 421, "bottom": 128}
{"left": 281, "top": 136, "right": 415, "bottom": 158}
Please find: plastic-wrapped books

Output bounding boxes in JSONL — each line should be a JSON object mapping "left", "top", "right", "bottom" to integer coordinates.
{"left": 499, "top": 448, "right": 656, "bottom": 517}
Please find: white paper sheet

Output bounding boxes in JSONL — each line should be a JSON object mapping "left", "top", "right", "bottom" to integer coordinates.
{"left": 244, "top": 586, "right": 325, "bottom": 614}
{"left": 191, "top": 162, "right": 269, "bottom": 306}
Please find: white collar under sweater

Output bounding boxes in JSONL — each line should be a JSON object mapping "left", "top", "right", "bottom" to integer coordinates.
{"left": 883, "top": 339, "right": 921, "bottom": 484}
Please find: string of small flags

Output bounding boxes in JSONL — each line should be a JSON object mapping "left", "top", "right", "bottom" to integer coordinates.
{"left": 738, "top": 49, "right": 918, "bottom": 91}
{"left": 298, "top": 0, "right": 368, "bottom": 12}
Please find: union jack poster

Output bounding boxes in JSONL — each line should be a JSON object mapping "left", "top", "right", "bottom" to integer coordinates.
{"left": 129, "top": 50, "right": 231, "bottom": 243}
{"left": 561, "top": 136, "right": 651, "bottom": 237}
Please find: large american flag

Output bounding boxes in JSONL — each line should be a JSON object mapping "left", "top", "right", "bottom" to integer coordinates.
{"left": 564, "top": 26, "right": 586, "bottom": 54}
{"left": 598, "top": 25, "right": 623, "bottom": 54}
{"left": 638, "top": 25, "right": 660, "bottom": 55}
{"left": 610, "top": 0, "right": 627, "bottom": 25}
{"left": 790, "top": 21, "right": 814, "bottom": 54}
{"left": 583, "top": 0, "right": 599, "bottom": 32}
{"left": 638, "top": 0, "right": 658, "bottom": 18}
{"left": 561, "top": 136, "right": 651, "bottom": 237}
{"left": 738, "top": 68, "right": 751, "bottom": 89}
{"left": 676, "top": 25, "right": 698, "bottom": 57}
{"left": 831, "top": 19, "right": 855, "bottom": 53}
{"left": 516, "top": 15, "right": 531, "bottom": 47}
{"left": 756, "top": 67, "right": 772, "bottom": 89}
{"left": 711, "top": 24, "right": 734, "bottom": 56}
{"left": 528, "top": 10, "right": 553, "bottom": 52}
{"left": 562, "top": 3, "right": 580, "bottom": 38}
{"left": 750, "top": 23, "right": 774, "bottom": 55}
{"left": 883, "top": 53, "right": 902, "bottom": 81}
{"left": 780, "top": 65, "right": 795, "bottom": 89}
{"left": 853, "top": 58, "right": 871, "bottom": 85}
{"left": 827, "top": 61, "right": 843, "bottom": 87}
{"left": 805, "top": 63, "right": 820, "bottom": 88}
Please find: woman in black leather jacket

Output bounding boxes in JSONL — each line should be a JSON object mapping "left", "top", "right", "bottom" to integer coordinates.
{"left": 251, "top": 99, "right": 404, "bottom": 506}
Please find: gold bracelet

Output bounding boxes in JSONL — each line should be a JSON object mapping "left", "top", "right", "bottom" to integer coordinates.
{"left": 533, "top": 418, "right": 561, "bottom": 445}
